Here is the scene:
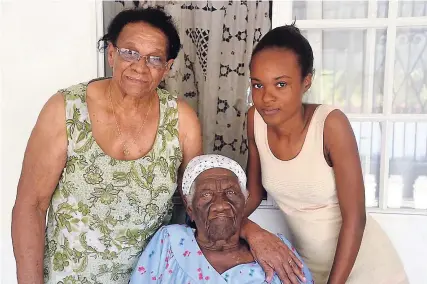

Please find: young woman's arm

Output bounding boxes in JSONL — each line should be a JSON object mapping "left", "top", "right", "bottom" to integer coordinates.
{"left": 324, "top": 110, "right": 366, "bottom": 284}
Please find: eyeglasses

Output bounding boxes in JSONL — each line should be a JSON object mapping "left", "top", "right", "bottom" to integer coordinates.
{"left": 115, "top": 47, "right": 167, "bottom": 69}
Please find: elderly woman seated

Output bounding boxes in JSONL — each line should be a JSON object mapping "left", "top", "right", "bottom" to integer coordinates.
{"left": 129, "top": 155, "right": 313, "bottom": 283}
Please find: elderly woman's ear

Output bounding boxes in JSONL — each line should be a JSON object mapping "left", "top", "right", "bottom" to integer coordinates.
{"left": 185, "top": 203, "right": 194, "bottom": 221}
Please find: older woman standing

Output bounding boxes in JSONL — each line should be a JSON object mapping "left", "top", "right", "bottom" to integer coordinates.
{"left": 129, "top": 154, "right": 313, "bottom": 284}
{"left": 11, "top": 8, "right": 202, "bottom": 284}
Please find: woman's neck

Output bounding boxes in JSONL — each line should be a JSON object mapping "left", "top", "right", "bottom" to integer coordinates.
{"left": 108, "top": 80, "right": 154, "bottom": 116}
{"left": 196, "top": 234, "right": 242, "bottom": 252}
{"left": 197, "top": 237, "right": 254, "bottom": 274}
{"left": 271, "top": 104, "right": 307, "bottom": 138}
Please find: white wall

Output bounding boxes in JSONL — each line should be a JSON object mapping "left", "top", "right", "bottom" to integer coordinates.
{"left": 249, "top": 209, "right": 427, "bottom": 284}
{"left": 0, "top": 1, "right": 100, "bottom": 283}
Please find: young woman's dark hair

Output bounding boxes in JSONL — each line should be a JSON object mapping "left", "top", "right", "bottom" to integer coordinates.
{"left": 251, "top": 24, "right": 314, "bottom": 79}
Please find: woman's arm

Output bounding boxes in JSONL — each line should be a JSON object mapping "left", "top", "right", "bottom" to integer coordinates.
{"left": 243, "top": 106, "right": 264, "bottom": 217}
{"left": 324, "top": 110, "right": 366, "bottom": 284}
{"left": 240, "top": 106, "right": 305, "bottom": 284}
{"left": 12, "top": 93, "right": 68, "bottom": 284}
{"left": 240, "top": 106, "right": 265, "bottom": 241}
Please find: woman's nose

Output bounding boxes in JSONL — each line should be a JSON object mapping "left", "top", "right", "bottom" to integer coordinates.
{"left": 131, "top": 58, "right": 149, "bottom": 73}
{"left": 210, "top": 193, "right": 231, "bottom": 212}
{"left": 262, "top": 89, "right": 275, "bottom": 103}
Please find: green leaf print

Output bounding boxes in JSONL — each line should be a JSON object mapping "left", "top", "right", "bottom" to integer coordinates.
{"left": 166, "top": 124, "right": 175, "bottom": 136}
{"left": 57, "top": 213, "right": 73, "bottom": 232}
{"left": 173, "top": 128, "right": 179, "bottom": 137}
{"left": 90, "top": 215, "right": 113, "bottom": 236}
{"left": 77, "top": 131, "right": 87, "bottom": 143}
{"left": 169, "top": 118, "right": 178, "bottom": 127}
{"left": 53, "top": 252, "right": 69, "bottom": 271}
{"left": 73, "top": 255, "right": 88, "bottom": 273}
{"left": 83, "top": 165, "right": 103, "bottom": 185}
{"left": 104, "top": 215, "right": 118, "bottom": 227}
{"left": 57, "top": 202, "right": 77, "bottom": 213}
{"left": 116, "top": 229, "right": 141, "bottom": 246}
{"left": 66, "top": 156, "right": 88, "bottom": 175}
{"left": 164, "top": 107, "right": 173, "bottom": 121}
{"left": 147, "top": 162, "right": 155, "bottom": 174}
{"left": 101, "top": 249, "right": 118, "bottom": 260}
{"left": 139, "top": 164, "right": 147, "bottom": 177}
{"left": 110, "top": 262, "right": 128, "bottom": 281}
{"left": 89, "top": 184, "right": 121, "bottom": 205}
{"left": 157, "top": 157, "right": 169, "bottom": 177}
{"left": 129, "top": 166, "right": 145, "bottom": 188}
{"left": 112, "top": 172, "right": 130, "bottom": 185}
{"left": 77, "top": 202, "right": 90, "bottom": 216}
{"left": 74, "top": 136, "right": 95, "bottom": 154}
{"left": 59, "top": 274, "right": 92, "bottom": 284}
{"left": 61, "top": 238, "right": 74, "bottom": 259}
{"left": 109, "top": 158, "right": 117, "bottom": 166}
{"left": 160, "top": 132, "right": 167, "bottom": 153}
{"left": 169, "top": 164, "right": 177, "bottom": 182}
{"left": 152, "top": 184, "right": 169, "bottom": 199}
{"left": 65, "top": 106, "right": 80, "bottom": 136}
{"left": 78, "top": 155, "right": 88, "bottom": 169}
{"left": 71, "top": 248, "right": 83, "bottom": 263}
{"left": 145, "top": 203, "right": 160, "bottom": 217}
{"left": 66, "top": 156, "right": 78, "bottom": 174}
{"left": 61, "top": 181, "right": 77, "bottom": 198}
{"left": 45, "top": 240, "right": 57, "bottom": 258}
{"left": 126, "top": 192, "right": 143, "bottom": 213}
{"left": 79, "top": 233, "right": 97, "bottom": 253}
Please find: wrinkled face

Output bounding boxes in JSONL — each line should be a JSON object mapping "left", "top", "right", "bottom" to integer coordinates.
{"left": 250, "top": 48, "right": 312, "bottom": 127}
{"left": 107, "top": 22, "right": 173, "bottom": 97}
{"left": 188, "top": 168, "right": 245, "bottom": 242}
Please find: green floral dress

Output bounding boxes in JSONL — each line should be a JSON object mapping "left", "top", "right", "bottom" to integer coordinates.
{"left": 43, "top": 80, "right": 182, "bottom": 284}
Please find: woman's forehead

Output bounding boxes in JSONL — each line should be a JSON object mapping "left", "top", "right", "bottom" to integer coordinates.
{"left": 250, "top": 48, "right": 300, "bottom": 77}
{"left": 117, "top": 22, "right": 167, "bottom": 50}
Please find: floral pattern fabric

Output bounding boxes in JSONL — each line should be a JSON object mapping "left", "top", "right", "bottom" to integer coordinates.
{"left": 129, "top": 224, "right": 314, "bottom": 284}
{"left": 43, "top": 79, "right": 182, "bottom": 284}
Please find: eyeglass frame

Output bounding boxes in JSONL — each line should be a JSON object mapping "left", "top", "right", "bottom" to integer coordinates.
{"left": 114, "top": 45, "right": 169, "bottom": 69}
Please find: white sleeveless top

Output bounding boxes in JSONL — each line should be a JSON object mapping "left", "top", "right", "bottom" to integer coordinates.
{"left": 254, "top": 105, "right": 408, "bottom": 284}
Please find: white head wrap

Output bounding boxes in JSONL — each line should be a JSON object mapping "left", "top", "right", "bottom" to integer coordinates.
{"left": 182, "top": 154, "right": 248, "bottom": 202}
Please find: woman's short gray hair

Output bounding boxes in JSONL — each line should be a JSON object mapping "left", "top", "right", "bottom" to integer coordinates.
{"left": 182, "top": 154, "right": 249, "bottom": 204}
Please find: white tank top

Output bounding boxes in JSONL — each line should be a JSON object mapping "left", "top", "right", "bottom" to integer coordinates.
{"left": 253, "top": 104, "right": 408, "bottom": 284}
{"left": 254, "top": 104, "right": 338, "bottom": 213}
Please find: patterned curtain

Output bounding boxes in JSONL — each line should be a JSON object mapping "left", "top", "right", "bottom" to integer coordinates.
{"left": 106, "top": 1, "right": 271, "bottom": 168}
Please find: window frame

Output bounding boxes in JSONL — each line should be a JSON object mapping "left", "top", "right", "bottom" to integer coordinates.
{"left": 267, "top": 0, "right": 427, "bottom": 215}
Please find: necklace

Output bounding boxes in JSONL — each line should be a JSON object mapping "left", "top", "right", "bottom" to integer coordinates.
{"left": 108, "top": 84, "right": 153, "bottom": 156}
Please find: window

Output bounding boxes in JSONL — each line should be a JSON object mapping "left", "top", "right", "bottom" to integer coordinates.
{"left": 269, "top": 0, "right": 427, "bottom": 213}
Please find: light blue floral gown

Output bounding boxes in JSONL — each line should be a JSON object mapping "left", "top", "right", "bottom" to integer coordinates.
{"left": 129, "top": 224, "right": 314, "bottom": 284}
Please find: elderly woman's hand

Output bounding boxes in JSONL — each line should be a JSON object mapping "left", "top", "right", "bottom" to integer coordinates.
{"left": 246, "top": 225, "right": 306, "bottom": 284}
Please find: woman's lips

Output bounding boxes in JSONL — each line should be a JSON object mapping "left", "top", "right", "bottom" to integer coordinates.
{"left": 263, "top": 108, "right": 280, "bottom": 115}
{"left": 209, "top": 213, "right": 232, "bottom": 220}
{"left": 126, "top": 76, "right": 146, "bottom": 83}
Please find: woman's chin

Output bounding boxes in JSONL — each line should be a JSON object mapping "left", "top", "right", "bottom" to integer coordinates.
{"left": 207, "top": 219, "right": 237, "bottom": 241}
{"left": 122, "top": 84, "right": 153, "bottom": 97}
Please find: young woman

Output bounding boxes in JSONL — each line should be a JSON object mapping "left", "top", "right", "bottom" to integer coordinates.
{"left": 244, "top": 25, "right": 408, "bottom": 284}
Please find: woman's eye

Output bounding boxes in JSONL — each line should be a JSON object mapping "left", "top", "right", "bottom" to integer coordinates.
{"left": 252, "top": 83, "right": 262, "bottom": 89}
{"left": 277, "top": 82, "right": 287, "bottom": 88}
{"left": 226, "top": 190, "right": 236, "bottom": 195}
{"left": 201, "top": 192, "right": 212, "bottom": 198}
